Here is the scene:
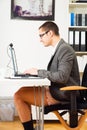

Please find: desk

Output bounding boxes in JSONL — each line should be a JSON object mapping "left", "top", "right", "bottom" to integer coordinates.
{"left": 0, "top": 78, "right": 50, "bottom": 87}
{"left": 0, "top": 78, "right": 50, "bottom": 130}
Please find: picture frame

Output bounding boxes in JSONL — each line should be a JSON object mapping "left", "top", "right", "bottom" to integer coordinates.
{"left": 11, "top": 0, "right": 55, "bottom": 21}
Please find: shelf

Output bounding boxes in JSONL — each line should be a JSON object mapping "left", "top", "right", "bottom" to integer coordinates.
{"left": 69, "top": 3, "right": 87, "bottom": 6}
{"left": 76, "top": 51, "right": 87, "bottom": 56}
{"left": 69, "top": 26, "right": 87, "bottom": 31}
{"left": 69, "top": 1, "right": 87, "bottom": 53}
{"left": 69, "top": 3, "right": 87, "bottom": 13}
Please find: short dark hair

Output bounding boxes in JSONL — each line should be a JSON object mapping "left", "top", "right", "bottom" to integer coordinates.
{"left": 39, "top": 21, "right": 59, "bottom": 35}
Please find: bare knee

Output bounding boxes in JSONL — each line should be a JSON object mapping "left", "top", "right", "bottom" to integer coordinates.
{"left": 14, "top": 87, "right": 24, "bottom": 103}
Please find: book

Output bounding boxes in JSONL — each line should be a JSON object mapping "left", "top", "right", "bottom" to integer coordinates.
{"left": 70, "top": 13, "right": 75, "bottom": 26}
{"left": 76, "top": 14, "right": 82, "bottom": 26}
{"left": 85, "top": 14, "right": 87, "bottom": 26}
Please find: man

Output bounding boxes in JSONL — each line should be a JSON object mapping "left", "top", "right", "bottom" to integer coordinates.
{"left": 14, "top": 21, "right": 80, "bottom": 130}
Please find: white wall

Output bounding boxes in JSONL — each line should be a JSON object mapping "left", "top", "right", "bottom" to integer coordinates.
{"left": 0, "top": 0, "right": 69, "bottom": 96}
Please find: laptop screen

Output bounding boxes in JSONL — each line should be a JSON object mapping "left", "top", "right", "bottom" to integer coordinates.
{"left": 8, "top": 43, "right": 40, "bottom": 78}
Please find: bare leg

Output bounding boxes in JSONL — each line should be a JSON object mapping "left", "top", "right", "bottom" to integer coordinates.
{"left": 14, "top": 86, "right": 59, "bottom": 130}
{"left": 14, "top": 86, "right": 48, "bottom": 122}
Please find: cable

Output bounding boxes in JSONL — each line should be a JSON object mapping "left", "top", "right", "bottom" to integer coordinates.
{"left": 6, "top": 44, "right": 13, "bottom": 70}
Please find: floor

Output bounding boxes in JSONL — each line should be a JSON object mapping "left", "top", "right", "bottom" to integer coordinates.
{"left": 0, "top": 117, "right": 87, "bottom": 130}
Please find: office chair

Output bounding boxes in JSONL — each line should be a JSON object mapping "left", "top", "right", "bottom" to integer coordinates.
{"left": 44, "top": 63, "right": 87, "bottom": 130}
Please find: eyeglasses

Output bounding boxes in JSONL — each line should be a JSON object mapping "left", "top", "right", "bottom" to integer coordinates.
{"left": 39, "top": 30, "right": 49, "bottom": 38}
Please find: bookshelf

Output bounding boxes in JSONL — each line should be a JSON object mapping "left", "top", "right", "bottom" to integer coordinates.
{"left": 69, "top": 3, "right": 87, "bottom": 14}
{"left": 68, "top": 1, "right": 87, "bottom": 53}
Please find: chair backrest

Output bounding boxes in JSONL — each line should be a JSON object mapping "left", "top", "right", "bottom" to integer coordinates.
{"left": 80, "top": 63, "right": 87, "bottom": 100}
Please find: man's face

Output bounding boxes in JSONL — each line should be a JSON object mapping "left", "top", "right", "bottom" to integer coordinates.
{"left": 39, "top": 28, "right": 52, "bottom": 47}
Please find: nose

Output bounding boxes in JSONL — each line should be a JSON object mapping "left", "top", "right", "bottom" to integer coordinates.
{"left": 40, "top": 38, "right": 43, "bottom": 42}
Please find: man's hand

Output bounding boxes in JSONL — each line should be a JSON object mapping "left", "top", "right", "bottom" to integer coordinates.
{"left": 24, "top": 68, "right": 38, "bottom": 75}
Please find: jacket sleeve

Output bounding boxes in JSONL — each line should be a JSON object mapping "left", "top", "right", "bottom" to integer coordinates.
{"left": 38, "top": 46, "right": 75, "bottom": 84}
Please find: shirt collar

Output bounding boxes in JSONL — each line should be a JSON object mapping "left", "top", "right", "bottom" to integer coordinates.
{"left": 51, "top": 39, "right": 60, "bottom": 56}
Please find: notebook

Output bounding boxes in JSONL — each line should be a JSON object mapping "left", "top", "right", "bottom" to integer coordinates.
{"left": 8, "top": 43, "right": 41, "bottom": 79}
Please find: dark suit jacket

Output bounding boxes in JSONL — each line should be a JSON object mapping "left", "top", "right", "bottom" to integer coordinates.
{"left": 38, "top": 39, "right": 80, "bottom": 101}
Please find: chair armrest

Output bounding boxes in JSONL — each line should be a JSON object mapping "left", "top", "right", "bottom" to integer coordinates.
{"left": 60, "top": 86, "right": 87, "bottom": 91}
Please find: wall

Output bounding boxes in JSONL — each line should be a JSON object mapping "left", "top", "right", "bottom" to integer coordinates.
{"left": 0, "top": 0, "right": 68, "bottom": 97}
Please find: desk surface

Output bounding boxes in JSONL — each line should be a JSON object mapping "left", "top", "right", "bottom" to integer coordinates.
{"left": 0, "top": 77, "right": 50, "bottom": 87}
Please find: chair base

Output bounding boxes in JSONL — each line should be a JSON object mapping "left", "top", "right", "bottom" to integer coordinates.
{"left": 53, "top": 110, "right": 87, "bottom": 130}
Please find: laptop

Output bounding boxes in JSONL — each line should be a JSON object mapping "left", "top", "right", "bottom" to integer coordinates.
{"left": 8, "top": 43, "right": 41, "bottom": 79}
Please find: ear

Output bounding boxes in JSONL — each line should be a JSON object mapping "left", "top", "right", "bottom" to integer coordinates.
{"left": 48, "top": 30, "right": 54, "bottom": 37}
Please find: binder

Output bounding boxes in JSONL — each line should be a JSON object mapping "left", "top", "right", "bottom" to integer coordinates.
{"left": 70, "top": 13, "right": 75, "bottom": 26}
{"left": 85, "top": 14, "right": 87, "bottom": 26}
